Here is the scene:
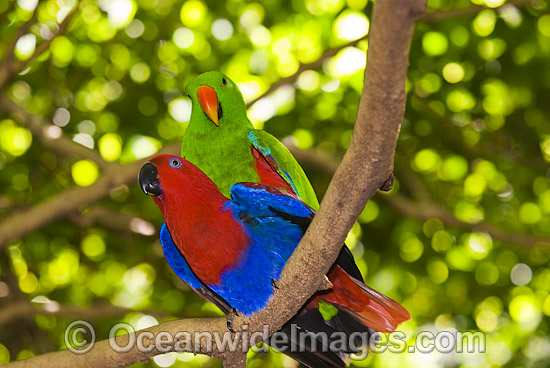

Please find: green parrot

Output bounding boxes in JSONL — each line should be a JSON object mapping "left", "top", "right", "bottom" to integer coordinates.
{"left": 181, "top": 71, "right": 319, "bottom": 209}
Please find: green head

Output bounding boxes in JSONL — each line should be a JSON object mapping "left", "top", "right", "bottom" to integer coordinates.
{"left": 185, "top": 71, "right": 252, "bottom": 134}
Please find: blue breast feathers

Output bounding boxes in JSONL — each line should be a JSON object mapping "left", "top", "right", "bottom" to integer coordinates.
{"left": 160, "top": 223, "right": 204, "bottom": 290}
{"left": 207, "top": 183, "right": 313, "bottom": 316}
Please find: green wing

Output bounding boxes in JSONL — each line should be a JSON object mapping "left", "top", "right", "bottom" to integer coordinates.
{"left": 249, "top": 130, "right": 319, "bottom": 210}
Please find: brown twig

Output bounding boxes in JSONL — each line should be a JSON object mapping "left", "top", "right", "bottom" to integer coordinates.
{"left": 0, "top": 143, "right": 179, "bottom": 248}
{"left": 0, "top": 302, "right": 166, "bottom": 328}
{"left": 68, "top": 206, "right": 156, "bottom": 236}
{"left": 0, "top": 5, "right": 39, "bottom": 70}
{"left": 246, "top": 0, "right": 529, "bottom": 108}
{"left": 0, "top": 2, "right": 78, "bottom": 90}
{"left": 284, "top": 141, "right": 550, "bottom": 249}
{"left": 0, "top": 96, "right": 110, "bottom": 170}
{"left": 245, "top": 38, "right": 365, "bottom": 108}
{"left": 382, "top": 193, "right": 550, "bottom": 248}
{"left": 421, "top": 0, "right": 530, "bottom": 23}
{"left": 1, "top": 0, "right": 425, "bottom": 366}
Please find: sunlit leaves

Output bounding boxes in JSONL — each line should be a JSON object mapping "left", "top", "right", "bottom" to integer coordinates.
{"left": 422, "top": 31, "right": 448, "bottom": 56}
{"left": 412, "top": 148, "right": 441, "bottom": 173}
{"left": 446, "top": 88, "right": 476, "bottom": 112}
{"left": 473, "top": 10, "right": 496, "bottom": 37}
{"left": 81, "top": 233, "right": 106, "bottom": 260}
{"left": 51, "top": 36, "right": 75, "bottom": 67}
{"left": 99, "top": 133, "right": 122, "bottom": 161}
{"left": 211, "top": 18, "right": 233, "bottom": 41}
{"left": 0, "top": 119, "right": 32, "bottom": 157}
{"left": 71, "top": 160, "right": 99, "bottom": 186}
{"left": 439, "top": 155, "right": 468, "bottom": 181}
{"left": 14, "top": 34, "right": 36, "bottom": 60}
{"left": 0, "top": 343, "right": 10, "bottom": 364}
{"left": 431, "top": 230, "right": 454, "bottom": 252}
{"left": 519, "top": 202, "right": 542, "bottom": 225}
{"left": 427, "top": 259, "right": 448, "bottom": 284}
{"left": 99, "top": 0, "right": 137, "bottom": 29}
{"left": 333, "top": 10, "right": 369, "bottom": 41}
{"left": 47, "top": 249, "right": 80, "bottom": 286}
{"left": 442, "top": 62, "right": 465, "bottom": 84}
{"left": 2, "top": 2, "right": 550, "bottom": 367}
{"left": 180, "top": 0, "right": 207, "bottom": 28}
{"left": 168, "top": 98, "right": 191, "bottom": 123}
{"left": 509, "top": 294, "right": 542, "bottom": 332}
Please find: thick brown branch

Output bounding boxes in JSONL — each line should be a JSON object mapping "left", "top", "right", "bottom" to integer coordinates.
{"left": 0, "top": 143, "right": 179, "bottom": 248}
{"left": 5, "top": 317, "right": 236, "bottom": 368}
{"left": 0, "top": 96, "right": 109, "bottom": 170}
{"left": 1, "top": 0, "right": 425, "bottom": 366}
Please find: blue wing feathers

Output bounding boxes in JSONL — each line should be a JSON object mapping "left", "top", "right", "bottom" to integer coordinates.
{"left": 230, "top": 183, "right": 312, "bottom": 218}
{"left": 160, "top": 223, "right": 204, "bottom": 290}
{"left": 208, "top": 184, "right": 313, "bottom": 315}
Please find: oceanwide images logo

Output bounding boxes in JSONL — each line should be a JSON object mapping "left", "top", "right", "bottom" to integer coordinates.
{"left": 64, "top": 320, "right": 486, "bottom": 357}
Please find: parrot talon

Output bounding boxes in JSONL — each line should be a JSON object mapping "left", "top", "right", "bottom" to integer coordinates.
{"left": 271, "top": 279, "right": 280, "bottom": 289}
{"left": 227, "top": 317, "right": 236, "bottom": 333}
{"left": 380, "top": 173, "right": 394, "bottom": 192}
{"left": 232, "top": 308, "right": 239, "bottom": 316}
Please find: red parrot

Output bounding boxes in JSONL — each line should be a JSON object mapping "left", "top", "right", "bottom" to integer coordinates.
{"left": 139, "top": 155, "right": 410, "bottom": 367}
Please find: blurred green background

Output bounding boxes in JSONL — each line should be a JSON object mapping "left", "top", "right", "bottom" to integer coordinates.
{"left": 0, "top": 0, "right": 549, "bottom": 367}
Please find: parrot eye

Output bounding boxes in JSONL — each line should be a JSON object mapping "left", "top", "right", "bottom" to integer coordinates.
{"left": 169, "top": 158, "right": 182, "bottom": 168}
{"left": 222, "top": 78, "right": 227, "bottom": 85}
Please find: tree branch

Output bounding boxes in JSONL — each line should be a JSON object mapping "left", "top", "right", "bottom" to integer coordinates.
{"left": 0, "top": 143, "right": 179, "bottom": 248}
{"left": 1, "top": 0, "right": 425, "bottom": 366}
{"left": 68, "top": 206, "right": 156, "bottom": 236}
{"left": 0, "top": 3, "right": 78, "bottom": 90}
{"left": 245, "top": 37, "right": 365, "bottom": 108}
{"left": 0, "top": 4, "right": 39, "bottom": 71}
{"left": 382, "top": 193, "right": 550, "bottom": 248}
{"left": 246, "top": 0, "right": 527, "bottom": 108}
{"left": 0, "top": 0, "right": 532, "bottom": 248}
{"left": 0, "top": 96, "right": 110, "bottom": 171}
{"left": 0, "top": 301, "right": 166, "bottom": 328}
{"left": 284, "top": 141, "right": 550, "bottom": 249}
{"left": 421, "top": 0, "right": 529, "bottom": 23}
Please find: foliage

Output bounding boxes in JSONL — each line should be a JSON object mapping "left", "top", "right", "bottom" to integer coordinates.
{"left": 0, "top": 0, "right": 549, "bottom": 367}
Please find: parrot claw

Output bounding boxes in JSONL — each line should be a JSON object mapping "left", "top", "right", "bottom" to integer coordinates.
{"left": 380, "top": 172, "right": 394, "bottom": 192}
{"left": 271, "top": 279, "right": 280, "bottom": 289}
{"left": 232, "top": 308, "right": 239, "bottom": 316}
{"left": 227, "top": 317, "right": 236, "bottom": 333}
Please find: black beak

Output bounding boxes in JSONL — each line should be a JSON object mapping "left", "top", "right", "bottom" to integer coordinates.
{"left": 139, "top": 162, "right": 162, "bottom": 196}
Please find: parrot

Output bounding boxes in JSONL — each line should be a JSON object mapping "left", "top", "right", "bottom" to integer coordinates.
{"left": 139, "top": 154, "right": 410, "bottom": 367}
{"left": 181, "top": 71, "right": 320, "bottom": 210}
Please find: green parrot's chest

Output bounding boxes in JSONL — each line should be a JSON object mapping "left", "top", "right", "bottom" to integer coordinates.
{"left": 181, "top": 133, "right": 259, "bottom": 198}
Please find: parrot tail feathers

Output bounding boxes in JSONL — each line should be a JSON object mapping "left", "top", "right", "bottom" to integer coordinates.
{"left": 322, "top": 265, "right": 410, "bottom": 334}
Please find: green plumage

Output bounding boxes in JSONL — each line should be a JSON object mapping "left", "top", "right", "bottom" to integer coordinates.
{"left": 181, "top": 71, "right": 319, "bottom": 210}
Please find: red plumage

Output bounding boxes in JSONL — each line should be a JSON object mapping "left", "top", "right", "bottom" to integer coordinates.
{"left": 150, "top": 155, "right": 250, "bottom": 285}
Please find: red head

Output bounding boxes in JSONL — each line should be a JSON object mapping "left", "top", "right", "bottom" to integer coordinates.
{"left": 139, "top": 154, "right": 226, "bottom": 213}
{"left": 139, "top": 154, "right": 249, "bottom": 284}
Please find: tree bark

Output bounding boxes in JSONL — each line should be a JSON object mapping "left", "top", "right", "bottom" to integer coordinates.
{"left": 3, "top": 0, "right": 426, "bottom": 366}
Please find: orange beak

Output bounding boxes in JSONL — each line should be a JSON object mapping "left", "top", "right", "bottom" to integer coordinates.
{"left": 197, "top": 85, "right": 219, "bottom": 126}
